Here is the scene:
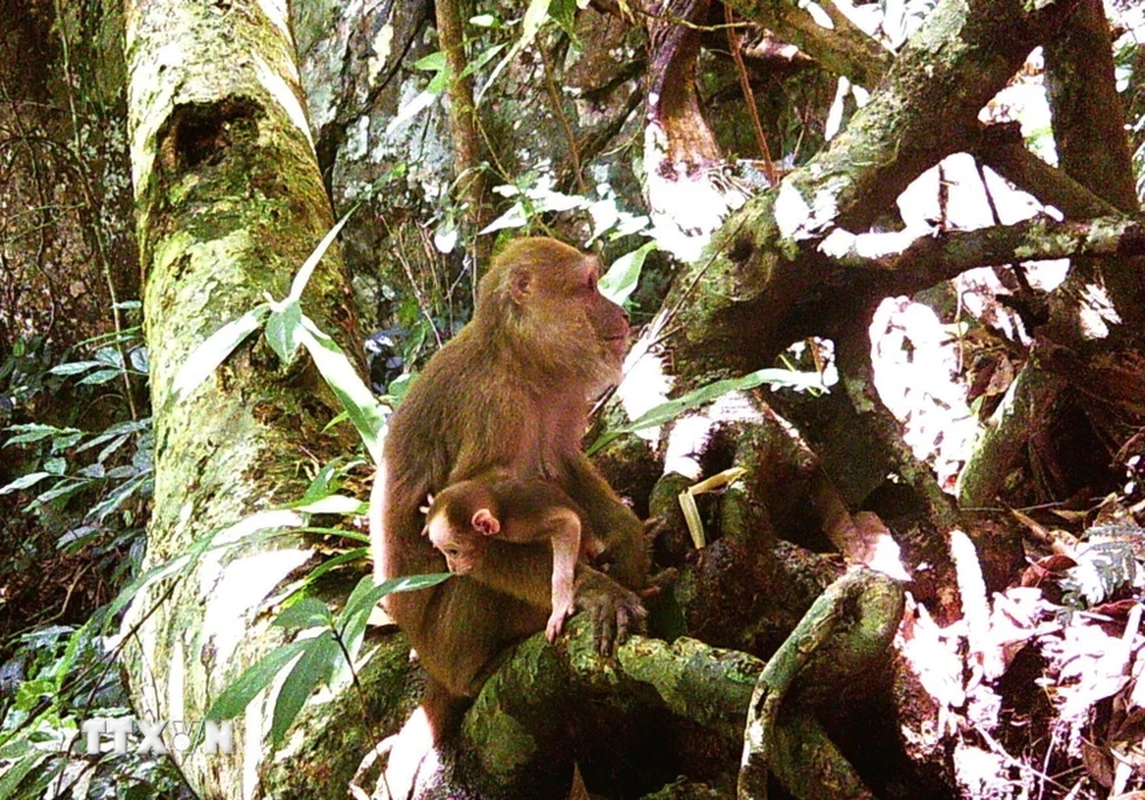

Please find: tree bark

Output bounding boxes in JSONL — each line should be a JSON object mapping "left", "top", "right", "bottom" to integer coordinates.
{"left": 119, "top": 0, "right": 372, "bottom": 796}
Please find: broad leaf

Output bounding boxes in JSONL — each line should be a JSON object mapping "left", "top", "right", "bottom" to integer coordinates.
{"left": 271, "top": 634, "right": 341, "bottom": 745}
{"left": 588, "top": 368, "right": 825, "bottom": 454}
{"left": 274, "top": 598, "right": 334, "bottom": 630}
{"left": 286, "top": 203, "right": 359, "bottom": 303}
{"left": 266, "top": 298, "right": 303, "bottom": 363}
{"left": 0, "top": 472, "right": 51, "bottom": 495}
{"left": 298, "top": 315, "right": 388, "bottom": 464}
{"left": 171, "top": 304, "right": 271, "bottom": 401}
{"left": 600, "top": 242, "right": 655, "bottom": 305}
{"left": 207, "top": 640, "right": 309, "bottom": 721}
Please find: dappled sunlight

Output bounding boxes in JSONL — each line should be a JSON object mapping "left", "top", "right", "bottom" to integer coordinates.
{"left": 380, "top": 706, "right": 439, "bottom": 800}
{"left": 870, "top": 297, "right": 977, "bottom": 489}
{"left": 615, "top": 320, "right": 673, "bottom": 445}
{"left": 201, "top": 510, "right": 311, "bottom": 660}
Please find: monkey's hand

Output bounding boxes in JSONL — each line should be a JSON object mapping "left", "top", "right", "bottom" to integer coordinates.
{"left": 545, "top": 599, "right": 574, "bottom": 643}
{"left": 574, "top": 567, "right": 646, "bottom": 656}
{"left": 637, "top": 566, "right": 679, "bottom": 599}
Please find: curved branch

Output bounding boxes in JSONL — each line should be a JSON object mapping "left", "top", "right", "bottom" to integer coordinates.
{"left": 737, "top": 567, "right": 906, "bottom": 800}
{"left": 826, "top": 214, "right": 1145, "bottom": 293}
{"left": 724, "top": 0, "right": 891, "bottom": 89}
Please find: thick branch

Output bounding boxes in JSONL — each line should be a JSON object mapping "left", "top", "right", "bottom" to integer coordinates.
{"left": 1043, "top": 0, "right": 1145, "bottom": 330}
{"left": 973, "top": 123, "right": 1121, "bottom": 219}
{"left": 784, "top": 0, "right": 1077, "bottom": 233}
{"left": 827, "top": 215, "right": 1145, "bottom": 294}
{"left": 435, "top": 0, "right": 490, "bottom": 249}
{"left": 1043, "top": 0, "right": 1137, "bottom": 214}
{"left": 664, "top": 0, "right": 1081, "bottom": 375}
{"left": 725, "top": 0, "right": 891, "bottom": 89}
{"left": 404, "top": 569, "right": 904, "bottom": 799}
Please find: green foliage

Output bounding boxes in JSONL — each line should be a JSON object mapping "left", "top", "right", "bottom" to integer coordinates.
{"left": 1, "top": 418, "right": 152, "bottom": 531}
{"left": 387, "top": 35, "right": 506, "bottom": 136}
{"left": 476, "top": 0, "right": 555, "bottom": 104}
{"left": 0, "top": 625, "right": 192, "bottom": 800}
{"left": 171, "top": 202, "right": 388, "bottom": 463}
{"left": 0, "top": 317, "right": 182, "bottom": 797}
{"left": 165, "top": 211, "right": 454, "bottom": 747}
{"left": 599, "top": 241, "right": 656, "bottom": 306}
{"left": 587, "top": 367, "right": 830, "bottom": 455}
{"left": 208, "top": 573, "right": 450, "bottom": 746}
{"left": 1, "top": 325, "right": 152, "bottom": 587}
{"left": 1059, "top": 524, "right": 1142, "bottom": 610}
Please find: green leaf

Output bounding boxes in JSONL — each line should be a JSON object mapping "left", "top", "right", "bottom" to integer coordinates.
{"left": 0, "top": 472, "right": 51, "bottom": 495}
{"left": 171, "top": 305, "right": 271, "bottom": 401}
{"left": 24, "top": 478, "right": 89, "bottom": 511}
{"left": 74, "top": 419, "right": 151, "bottom": 454}
{"left": 77, "top": 369, "right": 124, "bottom": 386}
{"left": 413, "top": 51, "right": 446, "bottom": 72}
{"left": 291, "top": 547, "right": 369, "bottom": 597}
{"left": 477, "top": 0, "right": 553, "bottom": 104}
{"left": 287, "top": 203, "right": 360, "bottom": 304}
{"left": 88, "top": 473, "right": 151, "bottom": 522}
{"left": 550, "top": 0, "right": 581, "bottom": 45}
{"left": 275, "top": 598, "right": 334, "bottom": 630}
{"left": 0, "top": 749, "right": 51, "bottom": 800}
{"left": 3, "top": 424, "right": 80, "bottom": 446}
{"left": 207, "top": 640, "right": 310, "bottom": 721}
{"left": 271, "top": 634, "right": 341, "bottom": 745}
{"left": 43, "top": 457, "right": 66, "bottom": 475}
{"left": 95, "top": 433, "right": 132, "bottom": 464}
{"left": 297, "top": 315, "right": 388, "bottom": 464}
{"left": 587, "top": 368, "right": 826, "bottom": 455}
{"left": 335, "top": 573, "right": 421, "bottom": 666}
{"left": 293, "top": 495, "right": 367, "bottom": 515}
{"left": 461, "top": 43, "right": 508, "bottom": 79}
{"left": 600, "top": 242, "right": 656, "bottom": 305}
{"left": 266, "top": 298, "right": 303, "bottom": 364}
{"left": 341, "top": 572, "right": 451, "bottom": 627}
{"left": 47, "top": 360, "right": 105, "bottom": 376}
{"left": 297, "top": 459, "right": 344, "bottom": 504}
{"left": 95, "top": 347, "right": 123, "bottom": 367}
{"left": 49, "top": 430, "right": 84, "bottom": 452}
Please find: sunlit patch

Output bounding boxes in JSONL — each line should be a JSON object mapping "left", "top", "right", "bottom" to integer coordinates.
{"left": 379, "top": 706, "right": 440, "bottom": 798}
{"left": 1078, "top": 282, "right": 1120, "bottom": 340}
{"left": 200, "top": 509, "right": 311, "bottom": 662}
{"left": 615, "top": 321, "right": 673, "bottom": 444}
{"left": 870, "top": 298, "right": 977, "bottom": 489}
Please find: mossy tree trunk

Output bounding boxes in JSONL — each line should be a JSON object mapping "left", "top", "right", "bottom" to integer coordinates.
{"left": 118, "top": 0, "right": 393, "bottom": 796}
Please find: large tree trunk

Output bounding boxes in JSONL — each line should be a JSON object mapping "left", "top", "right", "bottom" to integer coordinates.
{"left": 118, "top": 0, "right": 395, "bottom": 796}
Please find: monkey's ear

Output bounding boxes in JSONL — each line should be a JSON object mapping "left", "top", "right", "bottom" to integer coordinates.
{"left": 472, "top": 508, "right": 501, "bottom": 535}
{"left": 508, "top": 265, "right": 533, "bottom": 305}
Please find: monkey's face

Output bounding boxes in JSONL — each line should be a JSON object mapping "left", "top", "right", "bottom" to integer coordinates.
{"left": 425, "top": 515, "right": 481, "bottom": 574}
{"left": 584, "top": 269, "right": 630, "bottom": 366}
{"left": 442, "top": 546, "right": 476, "bottom": 575}
{"left": 478, "top": 237, "right": 631, "bottom": 393}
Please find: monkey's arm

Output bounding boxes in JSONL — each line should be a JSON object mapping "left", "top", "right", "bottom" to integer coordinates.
{"left": 564, "top": 454, "right": 651, "bottom": 590}
{"left": 541, "top": 507, "right": 581, "bottom": 641}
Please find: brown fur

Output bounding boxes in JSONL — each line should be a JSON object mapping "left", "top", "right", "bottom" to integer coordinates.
{"left": 372, "top": 238, "right": 650, "bottom": 737}
{"left": 425, "top": 473, "right": 606, "bottom": 641}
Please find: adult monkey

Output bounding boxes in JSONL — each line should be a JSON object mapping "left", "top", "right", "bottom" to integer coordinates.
{"left": 373, "top": 237, "right": 651, "bottom": 738}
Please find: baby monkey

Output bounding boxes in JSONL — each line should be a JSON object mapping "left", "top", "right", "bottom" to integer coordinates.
{"left": 424, "top": 474, "right": 602, "bottom": 642}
